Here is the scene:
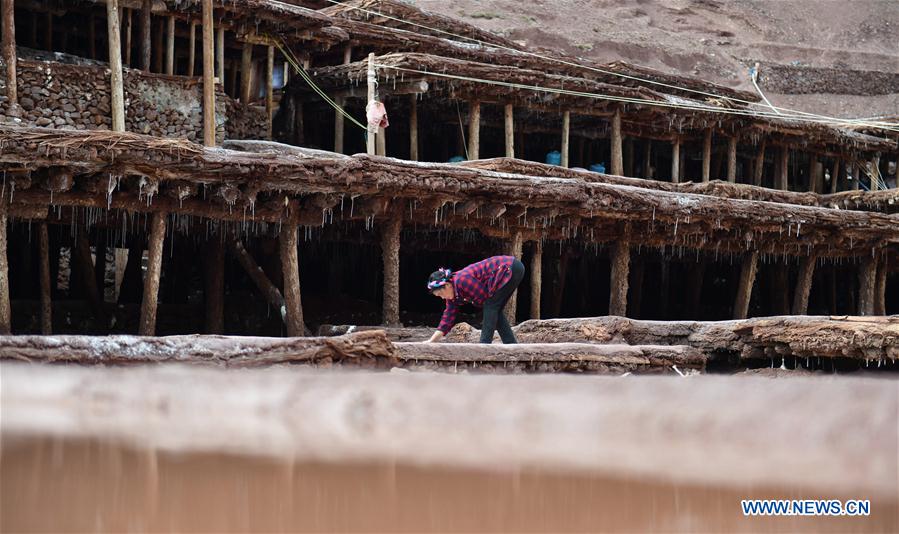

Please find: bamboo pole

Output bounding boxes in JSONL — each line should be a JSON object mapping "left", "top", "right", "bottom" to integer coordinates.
{"left": 0, "top": 202, "right": 9, "bottom": 334}
{"left": 265, "top": 46, "right": 275, "bottom": 139}
{"left": 2, "top": 0, "right": 18, "bottom": 115}
{"left": 733, "top": 251, "right": 758, "bottom": 320}
{"left": 727, "top": 136, "right": 737, "bottom": 183}
{"left": 138, "top": 212, "right": 166, "bottom": 335}
{"left": 409, "top": 94, "right": 419, "bottom": 161}
{"left": 333, "top": 96, "right": 345, "bottom": 153}
{"left": 505, "top": 231, "right": 523, "bottom": 325}
{"left": 561, "top": 110, "right": 570, "bottom": 168}
{"left": 609, "top": 236, "right": 630, "bottom": 317}
{"left": 366, "top": 53, "right": 376, "bottom": 155}
{"left": 140, "top": 0, "right": 151, "bottom": 70}
{"left": 201, "top": 0, "right": 215, "bottom": 147}
{"left": 38, "top": 222, "right": 51, "bottom": 334}
{"left": 504, "top": 103, "right": 514, "bottom": 158}
{"left": 671, "top": 138, "right": 680, "bottom": 183}
{"left": 165, "top": 15, "right": 174, "bottom": 75}
{"left": 530, "top": 240, "right": 542, "bottom": 320}
{"left": 279, "top": 224, "right": 304, "bottom": 337}
{"left": 106, "top": 0, "right": 126, "bottom": 132}
{"left": 468, "top": 99, "right": 480, "bottom": 160}
{"left": 187, "top": 20, "right": 196, "bottom": 76}
{"left": 381, "top": 213, "right": 401, "bottom": 326}
{"left": 204, "top": 237, "right": 224, "bottom": 334}
{"left": 239, "top": 41, "right": 252, "bottom": 102}
{"left": 610, "top": 108, "right": 623, "bottom": 175}
{"left": 701, "top": 129, "right": 712, "bottom": 182}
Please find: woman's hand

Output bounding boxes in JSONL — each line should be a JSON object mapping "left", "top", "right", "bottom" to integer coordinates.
{"left": 424, "top": 331, "right": 444, "bottom": 343}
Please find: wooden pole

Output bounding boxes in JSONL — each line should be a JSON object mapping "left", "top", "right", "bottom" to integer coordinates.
{"left": 204, "top": 237, "right": 224, "bottom": 334}
{"left": 530, "top": 240, "right": 542, "bottom": 320}
{"left": 701, "top": 129, "right": 712, "bottom": 182}
{"left": 850, "top": 161, "right": 859, "bottom": 190}
{"left": 333, "top": 96, "right": 345, "bottom": 153}
{"left": 187, "top": 20, "right": 196, "bottom": 76}
{"left": 874, "top": 260, "right": 887, "bottom": 316}
{"left": 230, "top": 240, "right": 285, "bottom": 317}
{"left": 140, "top": 0, "right": 151, "bottom": 71}
{"left": 733, "top": 251, "right": 758, "bottom": 320}
{"left": 138, "top": 212, "right": 166, "bottom": 335}
{"left": 376, "top": 126, "right": 386, "bottom": 156}
{"left": 106, "top": 0, "right": 126, "bottom": 132}
{"left": 0, "top": 202, "right": 9, "bottom": 334}
{"left": 610, "top": 108, "right": 623, "bottom": 175}
{"left": 468, "top": 99, "right": 480, "bottom": 160}
{"left": 164, "top": 15, "right": 174, "bottom": 75}
{"left": 2, "top": 0, "right": 18, "bottom": 115}
{"left": 216, "top": 26, "right": 224, "bottom": 86}
{"left": 642, "top": 139, "right": 652, "bottom": 179}
{"left": 381, "top": 213, "right": 401, "bottom": 326}
{"left": 38, "top": 222, "right": 51, "bottom": 334}
{"left": 265, "top": 46, "right": 275, "bottom": 139}
{"left": 608, "top": 235, "right": 630, "bottom": 317}
{"left": 201, "top": 0, "right": 215, "bottom": 147}
{"left": 124, "top": 8, "right": 132, "bottom": 67}
{"left": 239, "top": 41, "right": 252, "bottom": 102}
{"left": 74, "top": 232, "right": 106, "bottom": 324}
{"left": 753, "top": 140, "right": 766, "bottom": 186}
{"left": 366, "top": 52, "right": 376, "bottom": 155}
{"left": 671, "top": 138, "right": 680, "bottom": 183}
{"left": 777, "top": 146, "right": 789, "bottom": 190}
{"left": 561, "top": 110, "right": 570, "bottom": 168}
{"left": 504, "top": 103, "right": 514, "bottom": 158}
{"left": 279, "top": 224, "right": 304, "bottom": 336}
{"left": 727, "top": 136, "right": 737, "bottom": 183}
{"left": 505, "top": 231, "right": 523, "bottom": 325}
{"left": 830, "top": 158, "right": 840, "bottom": 194}
{"left": 342, "top": 44, "right": 352, "bottom": 64}
{"left": 791, "top": 253, "right": 817, "bottom": 315}
{"left": 409, "top": 94, "right": 419, "bottom": 161}
{"left": 857, "top": 257, "right": 876, "bottom": 316}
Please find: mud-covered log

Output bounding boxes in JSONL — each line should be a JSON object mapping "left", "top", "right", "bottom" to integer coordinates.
{"left": 0, "top": 331, "right": 396, "bottom": 368}
{"left": 279, "top": 224, "right": 305, "bottom": 336}
{"left": 138, "top": 212, "right": 166, "bottom": 335}
{"left": 791, "top": 253, "right": 817, "bottom": 315}
{"left": 857, "top": 257, "right": 877, "bottom": 316}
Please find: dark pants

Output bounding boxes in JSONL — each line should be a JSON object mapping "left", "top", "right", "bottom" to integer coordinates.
{"left": 480, "top": 259, "right": 525, "bottom": 344}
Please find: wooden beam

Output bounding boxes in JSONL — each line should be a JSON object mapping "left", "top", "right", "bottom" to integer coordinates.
{"left": 530, "top": 240, "right": 542, "bottom": 320}
{"left": 0, "top": 201, "right": 10, "bottom": 334}
{"left": 187, "top": 20, "right": 196, "bottom": 76}
{"left": 38, "top": 222, "right": 51, "bottom": 334}
{"left": 857, "top": 256, "right": 876, "bottom": 316}
{"left": 791, "top": 253, "right": 817, "bottom": 315}
{"left": 333, "top": 96, "right": 345, "bottom": 153}
{"left": 701, "top": 129, "right": 712, "bottom": 182}
{"left": 203, "top": 237, "right": 224, "bottom": 334}
{"left": 671, "top": 138, "right": 680, "bottom": 183}
{"left": 409, "top": 95, "right": 419, "bottom": 161}
{"left": 201, "top": 0, "right": 215, "bottom": 147}
{"left": 381, "top": 213, "right": 401, "bottom": 326}
{"left": 106, "top": 0, "right": 126, "bottom": 132}
{"left": 505, "top": 230, "right": 523, "bottom": 325}
{"left": 138, "top": 212, "right": 166, "bottom": 335}
{"left": 610, "top": 108, "right": 622, "bottom": 176}
{"left": 504, "top": 103, "right": 514, "bottom": 158}
{"left": 561, "top": 110, "right": 570, "bottom": 168}
{"left": 468, "top": 99, "right": 480, "bottom": 160}
{"left": 2, "top": 0, "right": 18, "bottom": 115}
{"left": 165, "top": 15, "right": 175, "bottom": 75}
{"left": 727, "top": 136, "right": 737, "bottom": 183}
{"left": 609, "top": 235, "right": 630, "bottom": 316}
{"left": 733, "top": 251, "right": 758, "bottom": 320}
{"left": 366, "top": 53, "right": 376, "bottom": 155}
{"left": 279, "top": 223, "right": 305, "bottom": 337}
{"left": 753, "top": 139, "right": 766, "bottom": 186}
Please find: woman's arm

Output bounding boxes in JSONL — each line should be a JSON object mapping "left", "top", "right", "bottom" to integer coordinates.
{"left": 424, "top": 330, "right": 445, "bottom": 343}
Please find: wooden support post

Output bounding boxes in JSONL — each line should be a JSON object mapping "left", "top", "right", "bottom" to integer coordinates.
{"left": 381, "top": 214, "right": 401, "bottom": 326}
{"left": 701, "top": 129, "right": 712, "bottom": 182}
{"left": 409, "top": 94, "right": 419, "bottom": 161}
{"left": 850, "top": 161, "right": 859, "bottom": 190}
{"left": 342, "top": 44, "right": 352, "bottom": 64}
{"left": 505, "top": 231, "right": 523, "bottom": 325}
{"left": 642, "top": 139, "right": 652, "bottom": 179}
{"left": 203, "top": 237, "right": 224, "bottom": 334}
{"left": 468, "top": 99, "right": 480, "bottom": 160}
{"left": 830, "top": 158, "right": 840, "bottom": 194}
{"left": 230, "top": 240, "right": 285, "bottom": 317}
{"left": 504, "top": 103, "right": 514, "bottom": 158}
{"left": 777, "top": 146, "right": 789, "bottom": 190}
{"left": 611, "top": 108, "right": 623, "bottom": 176}
{"left": 608, "top": 235, "right": 630, "bottom": 317}
{"left": 265, "top": 46, "right": 275, "bottom": 139}
{"left": 74, "top": 232, "right": 105, "bottom": 324}
{"left": 124, "top": 8, "right": 132, "bottom": 67}
{"left": 809, "top": 156, "right": 822, "bottom": 193}
{"left": 187, "top": 21, "right": 197, "bottom": 76}
{"left": 530, "top": 240, "right": 542, "bottom": 320}
{"left": 140, "top": 0, "right": 151, "bottom": 70}
{"left": 216, "top": 26, "right": 224, "bottom": 85}
{"left": 561, "top": 110, "right": 570, "bottom": 168}
{"left": 671, "top": 138, "right": 680, "bottom": 183}
{"left": 0, "top": 202, "right": 9, "bottom": 334}
{"left": 727, "top": 136, "right": 737, "bottom": 183}
{"left": 791, "top": 253, "right": 817, "bottom": 315}
{"left": 138, "top": 212, "right": 166, "bottom": 335}
{"left": 874, "top": 260, "right": 887, "bottom": 316}
{"left": 753, "top": 140, "right": 766, "bottom": 186}
{"left": 279, "top": 224, "right": 304, "bottom": 336}
{"left": 376, "top": 126, "right": 386, "bottom": 156}
{"left": 106, "top": 0, "right": 125, "bottom": 132}
{"left": 201, "top": 0, "right": 215, "bottom": 147}
{"left": 38, "top": 222, "right": 51, "bottom": 334}
{"left": 2, "top": 0, "right": 18, "bottom": 115}
{"left": 165, "top": 15, "right": 174, "bottom": 75}
{"left": 857, "top": 257, "right": 876, "bottom": 316}
{"left": 239, "top": 41, "right": 252, "bottom": 102}
{"left": 366, "top": 53, "right": 376, "bottom": 155}
{"left": 333, "top": 96, "right": 345, "bottom": 153}
{"left": 733, "top": 251, "right": 758, "bottom": 320}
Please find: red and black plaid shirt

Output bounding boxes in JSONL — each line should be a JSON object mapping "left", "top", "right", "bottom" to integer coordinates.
{"left": 437, "top": 255, "right": 515, "bottom": 335}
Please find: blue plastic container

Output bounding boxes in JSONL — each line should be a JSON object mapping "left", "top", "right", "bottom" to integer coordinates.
{"left": 545, "top": 150, "right": 562, "bottom": 166}
{"left": 589, "top": 163, "right": 606, "bottom": 173}
{"left": 448, "top": 155, "right": 466, "bottom": 163}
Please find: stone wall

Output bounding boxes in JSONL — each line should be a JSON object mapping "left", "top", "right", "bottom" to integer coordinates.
{"left": 0, "top": 58, "right": 267, "bottom": 141}
{"left": 756, "top": 62, "right": 899, "bottom": 96}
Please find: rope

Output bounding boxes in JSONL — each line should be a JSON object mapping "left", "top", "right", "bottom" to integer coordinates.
{"left": 455, "top": 100, "right": 469, "bottom": 160}
{"left": 749, "top": 63, "right": 782, "bottom": 116}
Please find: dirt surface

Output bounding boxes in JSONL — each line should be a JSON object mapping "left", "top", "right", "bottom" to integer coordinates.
{"left": 412, "top": 0, "right": 899, "bottom": 117}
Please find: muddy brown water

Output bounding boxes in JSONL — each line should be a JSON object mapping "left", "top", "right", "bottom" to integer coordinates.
{"left": 2, "top": 434, "right": 896, "bottom": 533}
